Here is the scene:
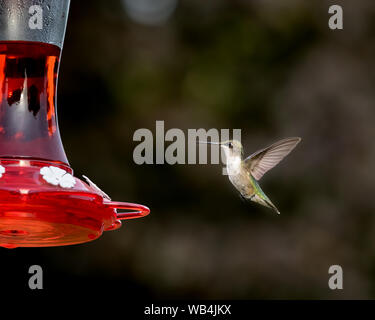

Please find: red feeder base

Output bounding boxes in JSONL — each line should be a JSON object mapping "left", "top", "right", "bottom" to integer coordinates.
{"left": 0, "top": 159, "right": 149, "bottom": 248}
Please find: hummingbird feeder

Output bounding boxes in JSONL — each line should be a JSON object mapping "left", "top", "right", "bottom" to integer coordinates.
{"left": 0, "top": 0, "right": 149, "bottom": 249}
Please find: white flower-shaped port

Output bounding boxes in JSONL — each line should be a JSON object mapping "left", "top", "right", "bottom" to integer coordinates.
{"left": 0, "top": 165, "right": 5, "bottom": 178}
{"left": 40, "top": 166, "right": 76, "bottom": 189}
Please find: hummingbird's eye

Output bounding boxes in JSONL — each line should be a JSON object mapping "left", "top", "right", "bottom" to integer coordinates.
{"left": 228, "top": 142, "right": 233, "bottom": 149}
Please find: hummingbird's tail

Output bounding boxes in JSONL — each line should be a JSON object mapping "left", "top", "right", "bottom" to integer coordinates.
{"left": 251, "top": 193, "right": 280, "bottom": 214}
{"left": 263, "top": 197, "right": 281, "bottom": 215}
{"left": 249, "top": 175, "right": 280, "bottom": 214}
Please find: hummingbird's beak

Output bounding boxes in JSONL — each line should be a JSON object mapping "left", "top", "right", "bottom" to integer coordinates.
{"left": 197, "top": 141, "right": 221, "bottom": 145}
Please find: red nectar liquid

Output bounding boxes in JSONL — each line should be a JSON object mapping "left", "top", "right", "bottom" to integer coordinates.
{"left": 0, "top": 41, "right": 68, "bottom": 164}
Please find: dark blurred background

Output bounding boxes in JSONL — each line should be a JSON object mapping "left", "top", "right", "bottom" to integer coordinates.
{"left": 3, "top": 0, "right": 375, "bottom": 299}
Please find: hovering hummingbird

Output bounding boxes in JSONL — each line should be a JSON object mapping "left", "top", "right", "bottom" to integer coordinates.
{"left": 199, "top": 137, "right": 301, "bottom": 214}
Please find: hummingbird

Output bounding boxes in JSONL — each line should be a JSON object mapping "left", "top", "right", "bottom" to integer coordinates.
{"left": 198, "top": 137, "right": 301, "bottom": 214}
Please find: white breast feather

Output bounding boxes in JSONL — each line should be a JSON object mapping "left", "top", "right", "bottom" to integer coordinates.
{"left": 226, "top": 156, "right": 241, "bottom": 176}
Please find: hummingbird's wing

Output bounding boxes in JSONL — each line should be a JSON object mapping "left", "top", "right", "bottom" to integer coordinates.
{"left": 244, "top": 137, "right": 301, "bottom": 181}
